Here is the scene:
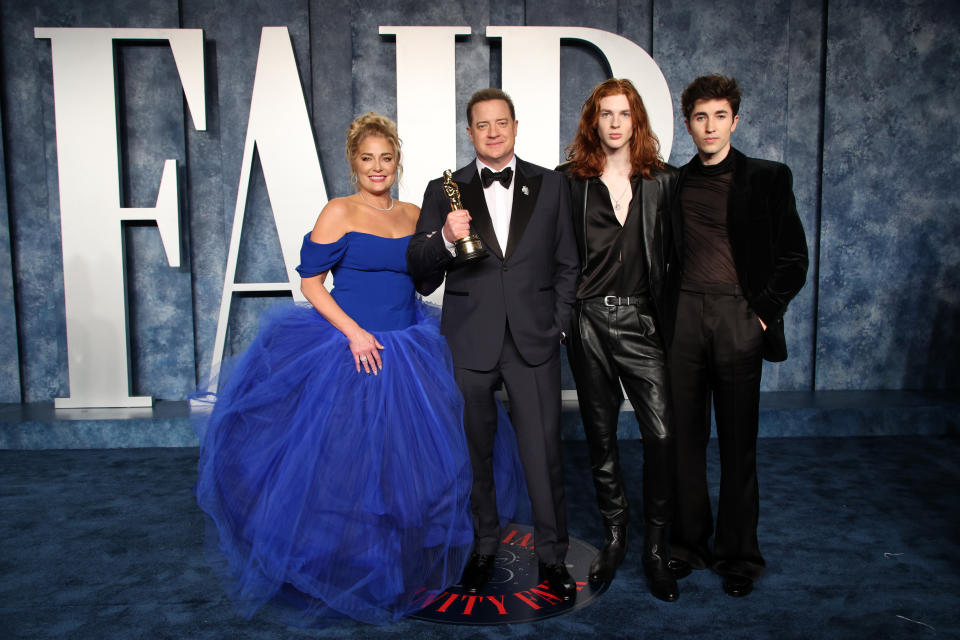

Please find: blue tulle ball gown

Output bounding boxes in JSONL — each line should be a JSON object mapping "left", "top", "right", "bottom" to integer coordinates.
{"left": 192, "top": 232, "right": 524, "bottom": 625}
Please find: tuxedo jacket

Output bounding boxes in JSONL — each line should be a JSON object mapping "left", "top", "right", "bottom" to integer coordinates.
{"left": 670, "top": 148, "right": 809, "bottom": 362}
{"left": 558, "top": 162, "right": 679, "bottom": 344}
{"left": 406, "top": 158, "right": 579, "bottom": 370}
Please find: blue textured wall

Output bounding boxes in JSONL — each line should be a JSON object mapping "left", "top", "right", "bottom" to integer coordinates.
{"left": 817, "top": 0, "right": 960, "bottom": 390}
{"left": 654, "top": 0, "right": 823, "bottom": 392}
{"left": 0, "top": 90, "right": 21, "bottom": 403}
{"left": 0, "top": 0, "right": 957, "bottom": 402}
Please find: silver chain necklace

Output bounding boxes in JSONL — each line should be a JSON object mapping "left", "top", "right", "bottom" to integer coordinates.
{"left": 611, "top": 185, "right": 630, "bottom": 210}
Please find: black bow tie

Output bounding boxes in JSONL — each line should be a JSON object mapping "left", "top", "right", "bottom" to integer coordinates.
{"left": 481, "top": 166, "right": 513, "bottom": 189}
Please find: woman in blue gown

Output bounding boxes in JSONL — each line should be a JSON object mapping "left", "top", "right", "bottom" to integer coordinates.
{"left": 193, "top": 113, "right": 522, "bottom": 625}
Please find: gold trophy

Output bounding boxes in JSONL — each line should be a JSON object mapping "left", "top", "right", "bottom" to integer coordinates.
{"left": 443, "top": 170, "right": 488, "bottom": 268}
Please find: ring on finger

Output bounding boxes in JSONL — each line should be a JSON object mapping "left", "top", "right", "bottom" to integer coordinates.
{"left": 359, "top": 355, "right": 368, "bottom": 362}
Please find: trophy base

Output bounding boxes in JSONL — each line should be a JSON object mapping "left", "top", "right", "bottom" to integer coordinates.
{"left": 450, "top": 234, "right": 489, "bottom": 269}
{"left": 450, "top": 249, "right": 489, "bottom": 269}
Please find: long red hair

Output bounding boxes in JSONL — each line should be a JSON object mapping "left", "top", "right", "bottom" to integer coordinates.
{"left": 565, "top": 78, "right": 663, "bottom": 180}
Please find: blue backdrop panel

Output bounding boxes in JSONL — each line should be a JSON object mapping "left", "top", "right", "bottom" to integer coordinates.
{"left": 654, "top": 0, "right": 821, "bottom": 391}
{"left": 309, "top": 0, "right": 354, "bottom": 204}
{"left": 0, "top": 87, "right": 21, "bottom": 402}
{"left": 817, "top": 0, "right": 960, "bottom": 390}
{"left": 2, "top": 0, "right": 67, "bottom": 402}
{"left": 780, "top": 0, "right": 825, "bottom": 392}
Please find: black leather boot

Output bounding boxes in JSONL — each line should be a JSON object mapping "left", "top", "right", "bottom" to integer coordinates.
{"left": 642, "top": 524, "right": 679, "bottom": 602}
{"left": 588, "top": 524, "right": 628, "bottom": 582}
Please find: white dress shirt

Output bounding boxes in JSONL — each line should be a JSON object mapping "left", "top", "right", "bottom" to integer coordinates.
{"left": 476, "top": 156, "right": 516, "bottom": 254}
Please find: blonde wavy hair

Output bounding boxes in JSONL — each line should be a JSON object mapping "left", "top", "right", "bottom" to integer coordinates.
{"left": 345, "top": 112, "right": 403, "bottom": 187}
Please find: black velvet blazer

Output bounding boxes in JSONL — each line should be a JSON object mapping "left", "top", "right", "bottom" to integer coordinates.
{"left": 670, "top": 148, "right": 809, "bottom": 362}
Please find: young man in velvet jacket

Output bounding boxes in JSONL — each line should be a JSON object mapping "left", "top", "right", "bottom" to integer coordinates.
{"left": 666, "top": 75, "right": 808, "bottom": 598}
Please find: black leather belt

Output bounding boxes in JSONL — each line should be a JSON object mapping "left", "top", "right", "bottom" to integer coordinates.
{"left": 580, "top": 295, "right": 650, "bottom": 307}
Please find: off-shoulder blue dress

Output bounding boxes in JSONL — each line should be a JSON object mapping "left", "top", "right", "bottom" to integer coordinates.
{"left": 193, "top": 232, "right": 524, "bottom": 625}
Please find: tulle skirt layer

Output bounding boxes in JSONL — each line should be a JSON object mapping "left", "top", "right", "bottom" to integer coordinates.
{"left": 193, "top": 302, "right": 522, "bottom": 625}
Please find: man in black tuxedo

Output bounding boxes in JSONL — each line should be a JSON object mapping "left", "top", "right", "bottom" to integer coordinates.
{"left": 406, "top": 88, "right": 579, "bottom": 599}
{"left": 666, "top": 75, "right": 808, "bottom": 598}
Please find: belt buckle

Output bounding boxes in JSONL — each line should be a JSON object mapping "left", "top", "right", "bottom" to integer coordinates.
{"left": 603, "top": 295, "right": 618, "bottom": 307}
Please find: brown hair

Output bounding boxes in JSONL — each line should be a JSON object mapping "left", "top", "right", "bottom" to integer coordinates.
{"left": 565, "top": 78, "right": 663, "bottom": 180}
{"left": 466, "top": 88, "right": 516, "bottom": 126}
{"left": 681, "top": 74, "right": 741, "bottom": 121}
{"left": 345, "top": 112, "right": 402, "bottom": 186}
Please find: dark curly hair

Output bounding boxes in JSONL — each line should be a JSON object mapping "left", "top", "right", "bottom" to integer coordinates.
{"left": 681, "top": 74, "right": 741, "bottom": 121}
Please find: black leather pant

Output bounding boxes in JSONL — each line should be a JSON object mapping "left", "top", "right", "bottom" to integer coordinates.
{"left": 567, "top": 296, "right": 675, "bottom": 528}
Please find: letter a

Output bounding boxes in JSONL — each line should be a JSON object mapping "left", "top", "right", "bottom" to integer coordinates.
{"left": 209, "top": 27, "right": 328, "bottom": 382}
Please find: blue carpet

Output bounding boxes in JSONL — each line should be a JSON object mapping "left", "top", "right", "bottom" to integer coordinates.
{"left": 1, "top": 437, "right": 958, "bottom": 638}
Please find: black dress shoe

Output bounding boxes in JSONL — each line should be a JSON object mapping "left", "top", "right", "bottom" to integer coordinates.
{"left": 588, "top": 525, "right": 628, "bottom": 582}
{"left": 667, "top": 558, "right": 692, "bottom": 580}
{"left": 538, "top": 561, "right": 577, "bottom": 601}
{"left": 721, "top": 576, "right": 754, "bottom": 597}
{"left": 460, "top": 553, "right": 496, "bottom": 594}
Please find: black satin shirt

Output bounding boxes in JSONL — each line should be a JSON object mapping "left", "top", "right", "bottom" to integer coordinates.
{"left": 576, "top": 177, "right": 649, "bottom": 300}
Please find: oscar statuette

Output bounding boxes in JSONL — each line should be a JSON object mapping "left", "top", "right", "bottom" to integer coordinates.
{"left": 442, "top": 170, "right": 488, "bottom": 268}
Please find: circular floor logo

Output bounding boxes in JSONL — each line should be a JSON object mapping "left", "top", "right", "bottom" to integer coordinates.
{"left": 411, "top": 523, "right": 609, "bottom": 625}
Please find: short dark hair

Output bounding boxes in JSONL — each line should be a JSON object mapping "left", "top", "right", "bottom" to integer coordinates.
{"left": 467, "top": 88, "right": 516, "bottom": 126}
{"left": 681, "top": 75, "right": 742, "bottom": 121}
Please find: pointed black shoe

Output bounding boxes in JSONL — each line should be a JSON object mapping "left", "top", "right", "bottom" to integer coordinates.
{"left": 722, "top": 575, "right": 754, "bottom": 597}
{"left": 460, "top": 552, "right": 496, "bottom": 594}
{"left": 642, "top": 525, "right": 679, "bottom": 602}
{"left": 589, "top": 524, "right": 628, "bottom": 582}
{"left": 538, "top": 561, "right": 577, "bottom": 601}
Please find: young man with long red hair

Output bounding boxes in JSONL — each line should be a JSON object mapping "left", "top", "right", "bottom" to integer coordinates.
{"left": 558, "top": 78, "right": 680, "bottom": 602}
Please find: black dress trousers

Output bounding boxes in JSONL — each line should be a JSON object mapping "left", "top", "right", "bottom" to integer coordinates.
{"left": 669, "top": 287, "right": 766, "bottom": 581}
{"left": 454, "top": 325, "right": 568, "bottom": 565}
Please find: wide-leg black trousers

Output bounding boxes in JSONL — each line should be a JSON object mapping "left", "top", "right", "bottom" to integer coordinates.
{"left": 669, "top": 286, "right": 766, "bottom": 580}
{"left": 567, "top": 297, "right": 674, "bottom": 529}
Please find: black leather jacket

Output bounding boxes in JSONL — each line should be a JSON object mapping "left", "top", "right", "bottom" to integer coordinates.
{"left": 557, "top": 162, "right": 679, "bottom": 343}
